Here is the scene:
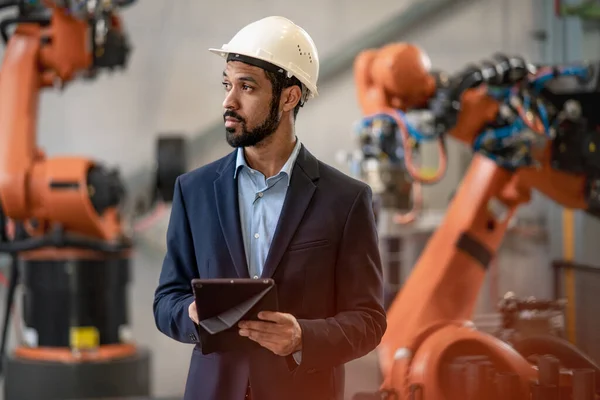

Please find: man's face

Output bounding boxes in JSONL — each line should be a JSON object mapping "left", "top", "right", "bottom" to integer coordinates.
{"left": 221, "top": 61, "right": 281, "bottom": 148}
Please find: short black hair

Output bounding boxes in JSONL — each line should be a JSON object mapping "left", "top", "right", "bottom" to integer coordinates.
{"left": 263, "top": 70, "right": 303, "bottom": 119}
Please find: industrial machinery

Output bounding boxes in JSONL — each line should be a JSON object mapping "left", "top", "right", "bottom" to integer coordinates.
{"left": 494, "top": 292, "right": 568, "bottom": 345}
{"left": 352, "top": 43, "right": 600, "bottom": 399}
{"left": 351, "top": 44, "right": 447, "bottom": 225}
{"left": 0, "top": 1, "right": 185, "bottom": 399}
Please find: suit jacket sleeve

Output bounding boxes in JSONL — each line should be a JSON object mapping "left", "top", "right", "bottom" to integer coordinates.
{"left": 296, "top": 185, "right": 387, "bottom": 373}
{"left": 153, "top": 176, "right": 200, "bottom": 344}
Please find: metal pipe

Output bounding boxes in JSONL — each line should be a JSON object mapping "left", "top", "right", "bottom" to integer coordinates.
{"left": 539, "top": 355, "right": 560, "bottom": 387}
{"left": 381, "top": 236, "right": 403, "bottom": 309}
{"left": 444, "top": 363, "right": 466, "bottom": 399}
{"left": 538, "top": 354, "right": 561, "bottom": 399}
{"left": 477, "top": 361, "right": 495, "bottom": 398}
{"left": 562, "top": 209, "right": 578, "bottom": 344}
{"left": 572, "top": 368, "right": 595, "bottom": 400}
{"left": 530, "top": 381, "right": 542, "bottom": 400}
{"left": 531, "top": 382, "right": 559, "bottom": 400}
{"left": 495, "top": 372, "right": 520, "bottom": 400}
{"left": 465, "top": 361, "right": 487, "bottom": 400}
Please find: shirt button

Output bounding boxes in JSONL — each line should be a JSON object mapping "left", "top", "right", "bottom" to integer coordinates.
{"left": 253, "top": 275, "right": 258, "bottom": 279}
{"left": 254, "top": 233, "right": 260, "bottom": 239}
{"left": 258, "top": 192, "right": 263, "bottom": 198}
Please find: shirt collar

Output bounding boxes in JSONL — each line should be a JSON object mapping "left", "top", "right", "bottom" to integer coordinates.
{"left": 234, "top": 137, "right": 302, "bottom": 186}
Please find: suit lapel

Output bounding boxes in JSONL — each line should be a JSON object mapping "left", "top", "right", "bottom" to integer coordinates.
{"left": 214, "top": 153, "right": 250, "bottom": 279}
{"left": 261, "top": 146, "right": 320, "bottom": 279}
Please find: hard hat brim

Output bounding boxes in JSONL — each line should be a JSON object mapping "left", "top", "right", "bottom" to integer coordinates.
{"left": 208, "top": 48, "right": 228, "bottom": 58}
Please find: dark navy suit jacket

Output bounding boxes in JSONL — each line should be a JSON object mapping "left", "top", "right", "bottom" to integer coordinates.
{"left": 153, "top": 145, "right": 386, "bottom": 400}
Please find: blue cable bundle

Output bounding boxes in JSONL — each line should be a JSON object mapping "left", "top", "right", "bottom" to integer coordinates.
{"left": 355, "top": 113, "right": 405, "bottom": 163}
{"left": 356, "top": 109, "right": 440, "bottom": 144}
{"left": 472, "top": 65, "right": 589, "bottom": 169}
{"left": 356, "top": 110, "right": 433, "bottom": 165}
{"left": 531, "top": 65, "right": 589, "bottom": 93}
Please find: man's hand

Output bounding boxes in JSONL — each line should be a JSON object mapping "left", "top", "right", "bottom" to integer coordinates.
{"left": 188, "top": 301, "right": 198, "bottom": 324}
{"left": 238, "top": 311, "right": 302, "bottom": 356}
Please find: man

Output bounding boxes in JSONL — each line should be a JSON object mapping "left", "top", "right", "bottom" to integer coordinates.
{"left": 153, "top": 16, "right": 386, "bottom": 400}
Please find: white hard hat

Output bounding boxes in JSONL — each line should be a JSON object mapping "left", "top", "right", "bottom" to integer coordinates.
{"left": 209, "top": 16, "right": 320, "bottom": 99}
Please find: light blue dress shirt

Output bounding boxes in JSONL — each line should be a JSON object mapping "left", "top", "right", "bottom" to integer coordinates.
{"left": 234, "top": 138, "right": 301, "bottom": 278}
{"left": 234, "top": 138, "right": 303, "bottom": 363}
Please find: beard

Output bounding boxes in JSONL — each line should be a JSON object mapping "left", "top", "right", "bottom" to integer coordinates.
{"left": 224, "top": 95, "right": 281, "bottom": 148}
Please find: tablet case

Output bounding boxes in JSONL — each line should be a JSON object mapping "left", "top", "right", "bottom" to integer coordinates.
{"left": 191, "top": 278, "right": 279, "bottom": 355}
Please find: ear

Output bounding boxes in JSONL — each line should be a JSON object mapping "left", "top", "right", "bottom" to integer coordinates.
{"left": 281, "top": 85, "right": 302, "bottom": 113}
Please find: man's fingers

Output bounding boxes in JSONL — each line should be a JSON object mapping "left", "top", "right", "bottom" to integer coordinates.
{"left": 238, "top": 312, "right": 294, "bottom": 330}
{"left": 239, "top": 328, "right": 278, "bottom": 343}
{"left": 257, "top": 311, "right": 289, "bottom": 324}
{"left": 239, "top": 320, "right": 281, "bottom": 333}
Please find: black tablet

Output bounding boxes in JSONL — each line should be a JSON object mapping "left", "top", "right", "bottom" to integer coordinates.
{"left": 191, "top": 278, "right": 279, "bottom": 354}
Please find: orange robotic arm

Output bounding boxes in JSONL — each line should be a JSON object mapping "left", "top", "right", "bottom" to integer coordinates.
{"left": 0, "top": 4, "right": 157, "bottom": 399}
{"left": 353, "top": 44, "right": 450, "bottom": 224}
{"left": 0, "top": 0, "right": 133, "bottom": 249}
{"left": 353, "top": 45, "right": 600, "bottom": 400}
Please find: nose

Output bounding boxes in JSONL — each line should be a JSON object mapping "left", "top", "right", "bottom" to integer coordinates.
{"left": 223, "top": 88, "right": 239, "bottom": 110}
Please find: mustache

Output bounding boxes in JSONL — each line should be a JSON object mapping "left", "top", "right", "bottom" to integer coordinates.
{"left": 223, "top": 110, "right": 245, "bottom": 123}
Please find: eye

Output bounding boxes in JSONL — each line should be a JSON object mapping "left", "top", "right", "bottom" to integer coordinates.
{"left": 242, "top": 84, "right": 253, "bottom": 91}
{"left": 222, "top": 81, "right": 231, "bottom": 91}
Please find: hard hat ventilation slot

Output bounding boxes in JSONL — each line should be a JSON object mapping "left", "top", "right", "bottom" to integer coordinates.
{"left": 297, "top": 45, "right": 313, "bottom": 63}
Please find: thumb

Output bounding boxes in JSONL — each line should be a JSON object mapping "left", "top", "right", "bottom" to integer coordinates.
{"left": 188, "top": 302, "right": 199, "bottom": 324}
